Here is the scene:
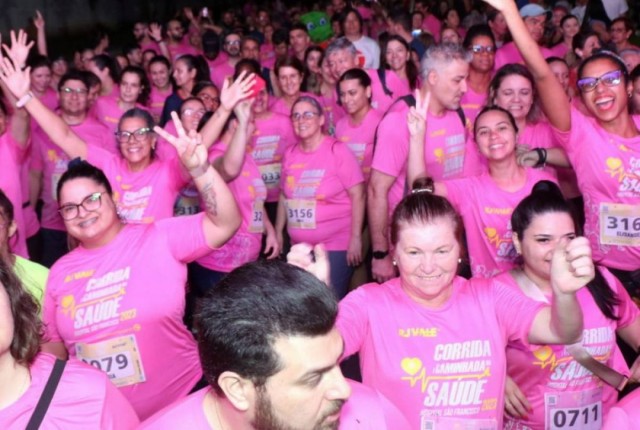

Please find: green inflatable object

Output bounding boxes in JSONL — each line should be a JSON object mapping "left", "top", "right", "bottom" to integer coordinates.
{"left": 301, "top": 11, "right": 333, "bottom": 43}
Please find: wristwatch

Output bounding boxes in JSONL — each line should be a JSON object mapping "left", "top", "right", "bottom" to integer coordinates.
{"left": 372, "top": 250, "right": 389, "bottom": 259}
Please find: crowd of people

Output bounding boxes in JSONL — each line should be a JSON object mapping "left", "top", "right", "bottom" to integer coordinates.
{"left": 1, "top": 0, "right": 640, "bottom": 428}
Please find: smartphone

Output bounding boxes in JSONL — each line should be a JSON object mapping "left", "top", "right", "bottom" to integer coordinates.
{"left": 202, "top": 7, "right": 209, "bottom": 18}
{"left": 248, "top": 76, "right": 266, "bottom": 98}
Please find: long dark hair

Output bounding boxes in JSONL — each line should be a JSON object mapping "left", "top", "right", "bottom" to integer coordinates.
{"left": 511, "top": 181, "right": 620, "bottom": 320}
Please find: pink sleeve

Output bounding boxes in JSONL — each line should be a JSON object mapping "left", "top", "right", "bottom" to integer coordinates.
{"left": 86, "top": 145, "right": 119, "bottom": 171}
{"left": 100, "top": 378, "right": 141, "bottom": 429}
{"left": 155, "top": 212, "right": 213, "bottom": 262}
{"left": 370, "top": 111, "right": 409, "bottom": 177}
{"left": 601, "top": 268, "right": 640, "bottom": 328}
{"left": 439, "top": 179, "right": 464, "bottom": 212}
{"left": 42, "top": 274, "right": 62, "bottom": 343}
{"left": 337, "top": 287, "right": 371, "bottom": 358}
{"left": 483, "top": 278, "right": 545, "bottom": 344}
{"left": 549, "top": 107, "right": 581, "bottom": 153}
{"left": 334, "top": 143, "right": 364, "bottom": 189}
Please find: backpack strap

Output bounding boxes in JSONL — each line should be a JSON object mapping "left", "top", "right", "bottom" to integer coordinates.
{"left": 25, "top": 359, "right": 67, "bottom": 430}
{"left": 377, "top": 68, "right": 394, "bottom": 97}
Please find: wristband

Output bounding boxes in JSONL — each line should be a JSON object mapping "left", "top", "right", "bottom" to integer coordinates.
{"left": 189, "top": 164, "right": 209, "bottom": 179}
{"left": 533, "top": 147, "right": 547, "bottom": 168}
{"left": 16, "top": 91, "right": 34, "bottom": 108}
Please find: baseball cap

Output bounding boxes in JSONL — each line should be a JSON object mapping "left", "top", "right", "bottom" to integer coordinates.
{"left": 519, "top": 4, "right": 550, "bottom": 18}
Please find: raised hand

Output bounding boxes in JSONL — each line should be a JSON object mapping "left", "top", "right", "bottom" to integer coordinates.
{"left": 480, "top": 0, "right": 517, "bottom": 13}
{"left": 220, "top": 71, "right": 256, "bottom": 112}
{"left": 2, "top": 30, "right": 34, "bottom": 69}
{"left": 233, "top": 98, "right": 254, "bottom": 125}
{"left": 148, "top": 23, "right": 163, "bottom": 43}
{"left": 154, "top": 112, "right": 208, "bottom": 174}
{"left": 550, "top": 237, "right": 595, "bottom": 294}
{"left": 287, "top": 243, "right": 331, "bottom": 286}
{"left": 407, "top": 88, "right": 430, "bottom": 139}
{"left": 33, "top": 10, "right": 46, "bottom": 30}
{"left": 0, "top": 47, "right": 31, "bottom": 99}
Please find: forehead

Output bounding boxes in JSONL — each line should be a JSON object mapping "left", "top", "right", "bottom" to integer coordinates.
{"left": 339, "top": 78, "right": 364, "bottom": 90}
{"left": 476, "top": 109, "right": 512, "bottom": 127}
{"left": 471, "top": 35, "right": 494, "bottom": 46}
{"left": 386, "top": 40, "right": 407, "bottom": 50}
{"left": 580, "top": 58, "right": 620, "bottom": 77}
{"left": 524, "top": 14, "right": 546, "bottom": 24}
{"left": 198, "top": 86, "right": 219, "bottom": 96}
{"left": 396, "top": 216, "right": 458, "bottom": 244}
{"left": 182, "top": 99, "right": 205, "bottom": 110}
{"left": 438, "top": 59, "right": 469, "bottom": 76}
{"left": 121, "top": 72, "right": 141, "bottom": 82}
{"left": 59, "top": 177, "right": 105, "bottom": 202}
{"left": 270, "top": 330, "right": 342, "bottom": 378}
{"left": 329, "top": 49, "right": 354, "bottom": 60}
{"left": 119, "top": 116, "right": 147, "bottom": 130}
{"left": 290, "top": 29, "right": 307, "bottom": 38}
{"left": 243, "top": 39, "right": 259, "bottom": 48}
{"left": 168, "top": 20, "right": 182, "bottom": 29}
{"left": 279, "top": 66, "right": 301, "bottom": 76}
{"left": 226, "top": 34, "right": 241, "bottom": 42}
{"left": 524, "top": 211, "right": 575, "bottom": 233}
{"left": 292, "top": 101, "right": 318, "bottom": 113}
{"left": 499, "top": 74, "right": 532, "bottom": 89}
{"left": 61, "top": 79, "right": 87, "bottom": 89}
{"left": 150, "top": 62, "right": 168, "bottom": 72}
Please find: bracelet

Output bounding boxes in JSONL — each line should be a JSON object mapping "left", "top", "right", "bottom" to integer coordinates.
{"left": 533, "top": 147, "right": 547, "bottom": 168}
{"left": 189, "top": 164, "right": 209, "bottom": 179}
{"left": 16, "top": 91, "right": 34, "bottom": 108}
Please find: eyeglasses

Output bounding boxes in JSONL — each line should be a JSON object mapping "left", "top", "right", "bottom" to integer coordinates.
{"left": 198, "top": 93, "right": 221, "bottom": 104}
{"left": 225, "top": 40, "right": 241, "bottom": 46}
{"left": 469, "top": 45, "right": 495, "bottom": 54}
{"left": 576, "top": 70, "right": 623, "bottom": 92}
{"left": 58, "top": 192, "right": 103, "bottom": 220}
{"left": 291, "top": 111, "right": 320, "bottom": 121}
{"left": 115, "top": 127, "right": 153, "bottom": 143}
{"left": 61, "top": 87, "right": 88, "bottom": 95}
{"left": 181, "top": 108, "right": 206, "bottom": 118}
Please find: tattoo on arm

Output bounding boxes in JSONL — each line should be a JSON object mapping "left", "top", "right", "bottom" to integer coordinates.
{"left": 201, "top": 181, "right": 218, "bottom": 217}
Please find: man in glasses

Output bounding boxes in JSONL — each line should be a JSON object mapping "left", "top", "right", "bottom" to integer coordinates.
{"left": 31, "top": 70, "right": 112, "bottom": 266}
{"left": 211, "top": 33, "right": 243, "bottom": 90}
{"left": 494, "top": 4, "right": 554, "bottom": 70}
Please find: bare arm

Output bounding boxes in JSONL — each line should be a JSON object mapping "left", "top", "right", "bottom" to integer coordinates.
{"left": 212, "top": 118, "right": 249, "bottom": 181}
{"left": 148, "top": 23, "right": 171, "bottom": 61}
{"left": 155, "top": 112, "right": 240, "bottom": 248}
{"left": 33, "top": 10, "right": 48, "bottom": 57}
{"left": 275, "top": 192, "right": 287, "bottom": 251}
{"left": 483, "top": 0, "right": 570, "bottom": 131}
{"left": 347, "top": 183, "right": 365, "bottom": 266}
{"left": 41, "top": 342, "right": 69, "bottom": 360}
{"left": 367, "top": 170, "right": 396, "bottom": 283}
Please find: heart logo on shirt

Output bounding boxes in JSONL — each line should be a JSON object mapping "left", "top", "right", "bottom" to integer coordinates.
{"left": 401, "top": 357, "right": 423, "bottom": 376}
{"left": 606, "top": 157, "right": 622, "bottom": 170}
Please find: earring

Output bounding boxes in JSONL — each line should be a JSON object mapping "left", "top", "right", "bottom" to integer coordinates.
{"left": 392, "top": 260, "right": 397, "bottom": 266}
{"left": 457, "top": 258, "right": 462, "bottom": 264}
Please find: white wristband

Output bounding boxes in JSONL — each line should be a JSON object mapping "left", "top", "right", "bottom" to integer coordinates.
{"left": 16, "top": 92, "right": 34, "bottom": 108}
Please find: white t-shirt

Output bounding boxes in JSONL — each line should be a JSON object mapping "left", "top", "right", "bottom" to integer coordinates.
{"left": 352, "top": 36, "right": 381, "bottom": 69}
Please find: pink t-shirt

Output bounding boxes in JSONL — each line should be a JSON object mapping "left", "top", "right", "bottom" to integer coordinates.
{"left": 461, "top": 85, "right": 488, "bottom": 125}
{"left": 20, "top": 149, "right": 40, "bottom": 237}
{"left": 371, "top": 105, "right": 469, "bottom": 219}
{"left": 319, "top": 91, "right": 347, "bottom": 136}
{"left": 501, "top": 268, "right": 638, "bottom": 429}
{"left": 210, "top": 60, "right": 235, "bottom": 91}
{"left": 94, "top": 96, "right": 147, "bottom": 137}
{"left": 0, "top": 130, "right": 28, "bottom": 257}
{"left": 33, "top": 118, "right": 113, "bottom": 231}
{"left": 260, "top": 44, "right": 276, "bottom": 69}
{"left": 43, "top": 214, "right": 212, "bottom": 419}
{"left": 148, "top": 86, "right": 172, "bottom": 123}
{"left": 269, "top": 92, "right": 321, "bottom": 117}
{"left": 86, "top": 145, "right": 187, "bottom": 224}
{"left": 603, "top": 388, "right": 640, "bottom": 430}
{"left": 195, "top": 144, "right": 267, "bottom": 272}
{"left": 422, "top": 14, "right": 442, "bottom": 42}
{"left": 335, "top": 108, "right": 383, "bottom": 182}
{"left": 549, "top": 42, "right": 569, "bottom": 59}
{"left": 337, "top": 276, "right": 544, "bottom": 429}
{"left": 0, "top": 353, "right": 139, "bottom": 429}
{"left": 281, "top": 136, "right": 364, "bottom": 250}
{"left": 444, "top": 169, "right": 557, "bottom": 278}
{"left": 494, "top": 42, "right": 553, "bottom": 71}
{"left": 552, "top": 108, "right": 640, "bottom": 270}
{"left": 167, "top": 42, "right": 200, "bottom": 62}
{"left": 140, "top": 381, "right": 411, "bottom": 429}
{"left": 249, "top": 112, "right": 297, "bottom": 202}
{"left": 140, "top": 40, "right": 160, "bottom": 55}
{"left": 367, "top": 68, "right": 412, "bottom": 113}
{"left": 39, "top": 87, "right": 59, "bottom": 111}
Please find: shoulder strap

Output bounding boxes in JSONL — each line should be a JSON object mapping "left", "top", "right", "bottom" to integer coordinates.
{"left": 456, "top": 107, "right": 467, "bottom": 129}
{"left": 25, "top": 359, "right": 67, "bottom": 430}
{"left": 377, "top": 68, "right": 393, "bottom": 97}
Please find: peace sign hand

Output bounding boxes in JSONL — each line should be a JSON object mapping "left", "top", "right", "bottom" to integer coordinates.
{"left": 407, "top": 88, "right": 430, "bottom": 139}
{"left": 154, "top": 111, "right": 208, "bottom": 175}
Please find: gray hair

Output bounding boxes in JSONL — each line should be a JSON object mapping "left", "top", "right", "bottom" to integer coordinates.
{"left": 420, "top": 43, "right": 472, "bottom": 80}
{"left": 293, "top": 95, "right": 324, "bottom": 115}
{"left": 325, "top": 37, "right": 357, "bottom": 59}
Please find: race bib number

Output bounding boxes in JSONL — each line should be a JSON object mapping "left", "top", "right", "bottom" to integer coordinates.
{"left": 259, "top": 163, "right": 282, "bottom": 189}
{"left": 600, "top": 203, "right": 640, "bottom": 246}
{"left": 286, "top": 199, "right": 316, "bottom": 229}
{"left": 249, "top": 200, "right": 265, "bottom": 233}
{"left": 76, "top": 335, "right": 146, "bottom": 387}
{"left": 545, "top": 388, "right": 602, "bottom": 430}
{"left": 421, "top": 417, "right": 497, "bottom": 430}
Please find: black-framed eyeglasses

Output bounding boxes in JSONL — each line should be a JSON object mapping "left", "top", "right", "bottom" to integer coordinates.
{"left": 469, "top": 45, "right": 495, "bottom": 54}
{"left": 291, "top": 111, "right": 320, "bottom": 122}
{"left": 115, "top": 127, "right": 153, "bottom": 143}
{"left": 576, "top": 70, "right": 623, "bottom": 92}
{"left": 58, "top": 192, "right": 103, "bottom": 220}
{"left": 61, "top": 87, "right": 88, "bottom": 95}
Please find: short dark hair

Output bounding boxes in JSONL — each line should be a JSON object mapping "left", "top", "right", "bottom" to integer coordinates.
{"left": 56, "top": 159, "right": 113, "bottom": 207}
{"left": 80, "top": 70, "right": 101, "bottom": 89}
{"left": 388, "top": 7, "right": 412, "bottom": 33}
{"left": 272, "top": 28, "right": 290, "bottom": 46}
{"left": 289, "top": 22, "right": 309, "bottom": 36}
{"left": 175, "top": 54, "right": 211, "bottom": 83}
{"left": 463, "top": 24, "right": 496, "bottom": 49}
{"left": 90, "top": 54, "right": 121, "bottom": 83}
{"left": 58, "top": 70, "right": 90, "bottom": 92}
{"left": 195, "top": 260, "right": 338, "bottom": 394}
{"left": 27, "top": 54, "right": 51, "bottom": 71}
